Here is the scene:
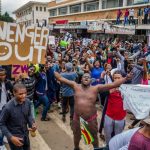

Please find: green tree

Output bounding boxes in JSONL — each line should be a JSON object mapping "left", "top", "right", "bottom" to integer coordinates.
{"left": 0, "top": 12, "right": 14, "bottom": 22}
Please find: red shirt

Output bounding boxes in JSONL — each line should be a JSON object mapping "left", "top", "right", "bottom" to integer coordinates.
{"left": 125, "top": 10, "right": 129, "bottom": 17}
{"left": 107, "top": 58, "right": 112, "bottom": 64}
{"left": 106, "top": 91, "right": 126, "bottom": 120}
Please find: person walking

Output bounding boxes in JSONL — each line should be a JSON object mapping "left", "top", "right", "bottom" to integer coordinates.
{"left": 0, "top": 83, "right": 36, "bottom": 150}
{"left": 124, "top": 9, "right": 129, "bottom": 26}
{"left": 116, "top": 9, "right": 123, "bottom": 25}
{"left": 129, "top": 8, "right": 135, "bottom": 25}
{"left": 60, "top": 63, "right": 78, "bottom": 124}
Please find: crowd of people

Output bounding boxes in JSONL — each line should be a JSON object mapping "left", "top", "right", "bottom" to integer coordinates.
{"left": 116, "top": 5, "right": 150, "bottom": 25}
{"left": 0, "top": 36, "right": 150, "bottom": 150}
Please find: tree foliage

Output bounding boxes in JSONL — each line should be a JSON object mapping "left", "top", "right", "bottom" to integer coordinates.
{"left": 0, "top": 12, "right": 14, "bottom": 22}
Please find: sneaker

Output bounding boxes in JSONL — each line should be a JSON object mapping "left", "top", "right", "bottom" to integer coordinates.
{"left": 0, "top": 145, "right": 7, "bottom": 150}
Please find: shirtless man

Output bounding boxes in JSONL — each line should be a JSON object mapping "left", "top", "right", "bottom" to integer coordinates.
{"left": 54, "top": 72, "right": 131, "bottom": 150}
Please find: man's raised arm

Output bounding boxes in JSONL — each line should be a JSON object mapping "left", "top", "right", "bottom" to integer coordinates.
{"left": 54, "top": 72, "right": 76, "bottom": 88}
{"left": 97, "top": 73, "right": 132, "bottom": 92}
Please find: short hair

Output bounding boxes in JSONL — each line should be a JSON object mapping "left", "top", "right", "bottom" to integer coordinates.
{"left": 13, "top": 83, "right": 26, "bottom": 93}
{"left": 82, "top": 73, "right": 91, "bottom": 78}
{"left": 113, "top": 70, "right": 126, "bottom": 77}
{"left": 65, "top": 62, "right": 73, "bottom": 72}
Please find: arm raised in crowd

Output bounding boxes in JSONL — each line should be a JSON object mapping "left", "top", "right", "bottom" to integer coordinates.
{"left": 96, "top": 73, "right": 132, "bottom": 92}
{"left": 54, "top": 72, "right": 76, "bottom": 88}
{"left": 85, "top": 55, "right": 93, "bottom": 70}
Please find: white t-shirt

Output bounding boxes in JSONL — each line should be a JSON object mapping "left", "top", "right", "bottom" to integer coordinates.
{"left": 129, "top": 9, "right": 135, "bottom": 16}
{"left": 0, "top": 82, "right": 7, "bottom": 110}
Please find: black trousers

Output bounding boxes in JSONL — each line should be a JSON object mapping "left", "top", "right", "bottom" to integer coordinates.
{"left": 144, "top": 14, "right": 148, "bottom": 24}
{"left": 9, "top": 136, "right": 30, "bottom": 150}
{"left": 62, "top": 96, "right": 74, "bottom": 119}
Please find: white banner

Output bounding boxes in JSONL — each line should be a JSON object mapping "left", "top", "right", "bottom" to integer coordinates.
{"left": 119, "top": 84, "right": 150, "bottom": 119}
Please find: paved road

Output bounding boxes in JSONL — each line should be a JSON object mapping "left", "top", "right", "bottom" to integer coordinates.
{"left": 29, "top": 105, "right": 134, "bottom": 150}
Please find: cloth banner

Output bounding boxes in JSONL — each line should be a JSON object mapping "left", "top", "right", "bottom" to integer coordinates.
{"left": 119, "top": 84, "right": 150, "bottom": 119}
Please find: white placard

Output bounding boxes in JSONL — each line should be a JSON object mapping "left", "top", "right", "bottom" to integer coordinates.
{"left": 49, "top": 36, "right": 55, "bottom": 45}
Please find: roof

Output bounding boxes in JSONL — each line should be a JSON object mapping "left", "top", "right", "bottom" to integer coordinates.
{"left": 13, "top": 1, "right": 49, "bottom": 14}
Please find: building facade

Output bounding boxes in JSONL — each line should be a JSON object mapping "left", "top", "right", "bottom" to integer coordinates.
{"left": 48, "top": 0, "right": 150, "bottom": 41}
{"left": 13, "top": 1, "right": 49, "bottom": 27}
{"left": 48, "top": 0, "right": 149, "bottom": 25}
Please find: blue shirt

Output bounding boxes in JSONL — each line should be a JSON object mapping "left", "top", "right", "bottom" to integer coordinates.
{"left": 61, "top": 72, "right": 78, "bottom": 97}
{"left": 91, "top": 67, "right": 104, "bottom": 85}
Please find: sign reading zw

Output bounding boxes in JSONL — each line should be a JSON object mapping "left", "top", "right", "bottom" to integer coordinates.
{"left": 0, "top": 21, "right": 49, "bottom": 65}
{"left": 12, "top": 65, "right": 28, "bottom": 79}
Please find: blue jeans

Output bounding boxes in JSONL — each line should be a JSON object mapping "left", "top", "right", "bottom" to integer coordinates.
{"left": 116, "top": 17, "right": 120, "bottom": 25}
{"left": 124, "top": 16, "right": 128, "bottom": 26}
{"left": 35, "top": 95, "right": 50, "bottom": 119}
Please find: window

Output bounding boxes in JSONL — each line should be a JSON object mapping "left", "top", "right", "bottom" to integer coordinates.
{"left": 84, "top": 1, "right": 99, "bottom": 11}
{"left": 40, "top": 7, "right": 42, "bottom": 11}
{"left": 70, "top": 4, "right": 81, "bottom": 13}
{"left": 36, "top": 6, "right": 38, "bottom": 11}
{"left": 127, "top": 0, "right": 134, "bottom": 6}
{"left": 102, "top": 0, "right": 107, "bottom": 9}
{"left": 58, "top": 7, "right": 67, "bottom": 15}
{"left": 106, "top": 0, "right": 123, "bottom": 8}
{"left": 44, "top": 7, "right": 46, "bottom": 12}
{"left": 50, "top": 9, "right": 57, "bottom": 16}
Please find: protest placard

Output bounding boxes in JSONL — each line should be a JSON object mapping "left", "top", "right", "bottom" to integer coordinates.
{"left": 49, "top": 36, "right": 55, "bottom": 45}
{"left": 119, "top": 84, "right": 150, "bottom": 119}
{"left": 11, "top": 65, "right": 28, "bottom": 79}
{"left": 0, "top": 21, "right": 49, "bottom": 65}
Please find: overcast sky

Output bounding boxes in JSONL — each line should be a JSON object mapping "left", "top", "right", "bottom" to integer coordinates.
{"left": 2, "top": 0, "right": 50, "bottom": 17}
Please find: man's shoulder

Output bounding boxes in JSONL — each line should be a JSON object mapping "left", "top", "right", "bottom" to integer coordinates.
{"left": 4, "top": 98, "right": 15, "bottom": 109}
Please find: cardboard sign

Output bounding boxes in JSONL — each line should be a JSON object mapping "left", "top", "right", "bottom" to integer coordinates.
{"left": 0, "top": 21, "right": 49, "bottom": 65}
{"left": 119, "top": 84, "right": 150, "bottom": 119}
{"left": 48, "top": 36, "right": 55, "bottom": 45}
{"left": 12, "top": 65, "right": 28, "bottom": 79}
